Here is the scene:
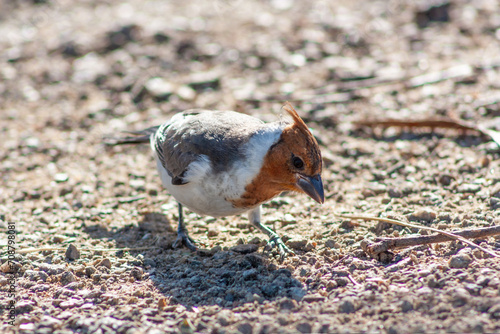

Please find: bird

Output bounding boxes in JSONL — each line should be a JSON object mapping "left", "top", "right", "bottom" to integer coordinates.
{"left": 107, "top": 102, "right": 324, "bottom": 258}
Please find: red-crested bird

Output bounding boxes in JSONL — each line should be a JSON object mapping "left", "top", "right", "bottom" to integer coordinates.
{"left": 108, "top": 103, "right": 324, "bottom": 258}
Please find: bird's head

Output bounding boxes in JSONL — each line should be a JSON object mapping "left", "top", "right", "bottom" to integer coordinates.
{"left": 263, "top": 103, "right": 324, "bottom": 204}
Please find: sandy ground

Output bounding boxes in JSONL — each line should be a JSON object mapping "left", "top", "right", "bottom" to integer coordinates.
{"left": 1, "top": 0, "right": 500, "bottom": 333}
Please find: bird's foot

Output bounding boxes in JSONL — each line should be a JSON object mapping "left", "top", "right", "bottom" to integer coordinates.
{"left": 266, "top": 235, "right": 295, "bottom": 260}
{"left": 173, "top": 230, "right": 197, "bottom": 251}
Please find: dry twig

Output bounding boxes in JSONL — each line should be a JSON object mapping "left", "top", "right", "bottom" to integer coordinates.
{"left": 335, "top": 214, "right": 500, "bottom": 259}
{"left": 354, "top": 117, "right": 500, "bottom": 148}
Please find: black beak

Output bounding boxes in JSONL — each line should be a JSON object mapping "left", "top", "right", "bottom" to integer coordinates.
{"left": 296, "top": 174, "right": 325, "bottom": 204}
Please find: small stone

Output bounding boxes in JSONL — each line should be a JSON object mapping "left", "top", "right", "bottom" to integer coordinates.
{"left": 278, "top": 298, "right": 298, "bottom": 310}
{"left": 145, "top": 77, "right": 174, "bottom": 100}
{"left": 409, "top": 208, "right": 437, "bottom": 222}
{"left": 231, "top": 244, "right": 258, "bottom": 254}
{"left": 262, "top": 284, "right": 279, "bottom": 297}
{"left": 237, "top": 322, "right": 253, "bottom": 334}
{"left": 65, "top": 244, "right": 80, "bottom": 261}
{"left": 490, "top": 198, "right": 500, "bottom": 210}
{"left": 400, "top": 299, "right": 414, "bottom": 312}
{"left": 449, "top": 253, "right": 473, "bottom": 269}
{"left": 296, "top": 322, "right": 312, "bottom": 334}
{"left": 15, "top": 301, "right": 34, "bottom": 314}
{"left": 242, "top": 268, "right": 258, "bottom": 280}
{"left": 489, "top": 304, "right": 500, "bottom": 319}
{"left": 158, "top": 298, "right": 167, "bottom": 311}
{"left": 61, "top": 271, "right": 76, "bottom": 286}
{"left": 289, "top": 287, "right": 306, "bottom": 301}
{"left": 1, "top": 261, "right": 21, "bottom": 273}
{"left": 54, "top": 173, "right": 69, "bottom": 183}
{"left": 438, "top": 174, "right": 454, "bottom": 186}
{"left": 324, "top": 239, "right": 336, "bottom": 249}
{"left": 85, "top": 266, "right": 97, "bottom": 277}
{"left": 98, "top": 258, "right": 112, "bottom": 269}
{"left": 388, "top": 188, "right": 403, "bottom": 198}
{"left": 287, "top": 240, "right": 315, "bottom": 252}
{"left": 457, "top": 183, "right": 481, "bottom": 193}
{"left": 130, "top": 267, "right": 143, "bottom": 280}
{"left": 338, "top": 298, "right": 356, "bottom": 314}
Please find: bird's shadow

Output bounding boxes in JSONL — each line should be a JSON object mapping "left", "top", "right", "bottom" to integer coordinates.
{"left": 83, "top": 212, "right": 306, "bottom": 309}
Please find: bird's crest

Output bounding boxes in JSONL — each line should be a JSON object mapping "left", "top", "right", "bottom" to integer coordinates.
{"left": 282, "top": 102, "right": 309, "bottom": 132}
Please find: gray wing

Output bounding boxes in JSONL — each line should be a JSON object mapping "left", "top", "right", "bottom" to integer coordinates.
{"left": 153, "top": 109, "right": 269, "bottom": 185}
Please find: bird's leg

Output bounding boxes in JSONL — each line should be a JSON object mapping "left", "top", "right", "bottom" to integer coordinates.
{"left": 248, "top": 206, "right": 294, "bottom": 259}
{"left": 172, "top": 202, "right": 197, "bottom": 251}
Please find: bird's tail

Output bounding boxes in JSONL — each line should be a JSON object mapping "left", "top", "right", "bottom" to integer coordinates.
{"left": 104, "top": 126, "right": 160, "bottom": 145}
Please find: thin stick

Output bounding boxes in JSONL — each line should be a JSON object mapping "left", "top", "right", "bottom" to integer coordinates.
{"left": 362, "top": 225, "right": 500, "bottom": 255}
{"left": 335, "top": 214, "right": 499, "bottom": 258}
{"left": 353, "top": 117, "right": 500, "bottom": 148}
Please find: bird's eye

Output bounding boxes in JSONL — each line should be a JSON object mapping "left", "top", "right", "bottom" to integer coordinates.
{"left": 292, "top": 156, "right": 304, "bottom": 169}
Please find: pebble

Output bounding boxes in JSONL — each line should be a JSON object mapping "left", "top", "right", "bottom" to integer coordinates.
{"left": 16, "top": 301, "right": 34, "bottom": 314}
{"left": 278, "top": 298, "right": 298, "bottom": 310}
{"left": 338, "top": 298, "right": 356, "bottom": 314}
{"left": 457, "top": 183, "right": 481, "bottom": 193}
{"left": 237, "top": 322, "right": 253, "bottom": 334}
{"left": 231, "top": 244, "right": 258, "bottom": 254}
{"left": 242, "top": 268, "right": 258, "bottom": 280}
{"left": 448, "top": 253, "right": 473, "bottom": 269}
{"left": 287, "top": 240, "right": 315, "bottom": 252}
{"left": 296, "top": 322, "right": 312, "bottom": 334}
{"left": 65, "top": 244, "right": 80, "bottom": 261}
{"left": 54, "top": 173, "right": 69, "bottom": 183}
{"left": 1, "top": 261, "right": 21, "bottom": 273}
{"left": 289, "top": 287, "right": 306, "bottom": 301}
{"left": 145, "top": 77, "right": 174, "bottom": 100}
{"left": 98, "top": 258, "right": 112, "bottom": 269}
{"left": 409, "top": 208, "right": 437, "bottom": 222}
{"left": 61, "top": 272, "right": 77, "bottom": 286}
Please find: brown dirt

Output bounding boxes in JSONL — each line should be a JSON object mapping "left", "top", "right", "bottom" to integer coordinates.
{"left": 1, "top": 0, "right": 500, "bottom": 333}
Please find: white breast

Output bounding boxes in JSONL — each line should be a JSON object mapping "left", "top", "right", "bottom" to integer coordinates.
{"left": 153, "top": 124, "right": 283, "bottom": 217}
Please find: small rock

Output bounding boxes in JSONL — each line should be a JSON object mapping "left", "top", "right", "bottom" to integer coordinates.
{"left": 449, "top": 253, "right": 473, "bottom": 269}
{"left": 65, "top": 244, "right": 80, "bottom": 261}
{"left": 130, "top": 267, "right": 143, "bottom": 280}
{"left": 237, "top": 322, "right": 253, "bottom": 334}
{"left": 217, "top": 310, "right": 232, "bottom": 326}
{"left": 278, "top": 298, "right": 298, "bottom": 310}
{"left": 54, "top": 173, "right": 69, "bottom": 183}
{"left": 262, "top": 284, "right": 279, "bottom": 297}
{"left": 388, "top": 188, "right": 403, "bottom": 198}
{"left": 438, "top": 174, "right": 454, "bottom": 186}
{"left": 1, "top": 261, "right": 21, "bottom": 273}
{"left": 242, "top": 268, "right": 258, "bottom": 280}
{"left": 324, "top": 239, "right": 336, "bottom": 249}
{"left": 457, "top": 183, "right": 481, "bottom": 194}
{"left": 16, "top": 301, "right": 34, "bottom": 314}
{"left": 338, "top": 298, "right": 356, "bottom": 314}
{"left": 231, "top": 244, "right": 258, "bottom": 254}
{"left": 400, "top": 299, "right": 414, "bottom": 313}
{"left": 489, "top": 304, "right": 500, "bottom": 319}
{"left": 97, "top": 258, "right": 112, "bottom": 269}
{"left": 289, "top": 287, "right": 306, "bottom": 301}
{"left": 145, "top": 77, "right": 174, "bottom": 100}
{"left": 296, "top": 322, "right": 312, "bottom": 334}
{"left": 287, "top": 240, "right": 315, "bottom": 252}
{"left": 490, "top": 198, "right": 500, "bottom": 210}
{"left": 85, "top": 266, "right": 97, "bottom": 277}
{"left": 61, "top": 271, "right": 76, "bottom": 286}
{"left": 409, "top": 208, "right": 437, "bottom": 222}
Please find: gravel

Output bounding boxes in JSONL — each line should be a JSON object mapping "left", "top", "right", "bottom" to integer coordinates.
{"left": 1, "top": 0, "right": 500, "bottom": 333}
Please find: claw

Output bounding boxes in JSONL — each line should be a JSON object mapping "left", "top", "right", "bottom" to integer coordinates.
{"left": 173, "top": 230, "right": 197, "bottom": 251}
{"left": 267, "top": 235, "right": 295, "bottom": 260}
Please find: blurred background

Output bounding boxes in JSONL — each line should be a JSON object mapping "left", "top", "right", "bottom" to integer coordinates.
{"left": 2, "top": 0, "right": 500, "bottom": 134}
